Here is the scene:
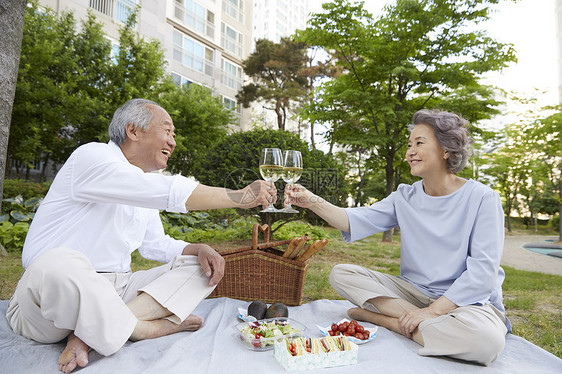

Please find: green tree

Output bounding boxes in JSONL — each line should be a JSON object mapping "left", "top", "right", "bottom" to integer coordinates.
{"left": 9, "top": 3, "right": 112, "bottom": 178}
{"left": 159, "top": 84, "right": 232, "bottom": 177}
{"left": 298, "top": 0, "right": 516, "bottom": 241}
{"left": 104, "top": 10, "right": 174, "bottom": 109}
{"left": 237, "top": 38, "right": 309, "bottom": 131}
{"left": 524, "top": 110, "right": 562, "bottom": 239}
{"left": 10, "top": 3, "right": 232, "bottom": 183}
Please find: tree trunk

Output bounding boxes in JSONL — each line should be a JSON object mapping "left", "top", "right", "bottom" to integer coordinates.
{"left": 0, "top": 0, "right": 27, "bottom": 210}
{"left": 310, "top": 121, "right": 315, "bottom": 149}
{"left": 382, "top": 152, "right": 395, "bottom": 242}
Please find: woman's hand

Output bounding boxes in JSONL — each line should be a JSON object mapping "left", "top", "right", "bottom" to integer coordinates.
{"left": 284, "top": 183, "right": 316, "bottom": 209}
{"left": 398, "top": 307, "right": 439, "bottom": 339}
{"left": 398, "top": 296, "right": 457, "bottom": 339}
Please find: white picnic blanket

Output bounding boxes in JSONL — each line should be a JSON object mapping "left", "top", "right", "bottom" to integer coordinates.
{"left": 0, "top": 298, "right": 560, "bottom": 373}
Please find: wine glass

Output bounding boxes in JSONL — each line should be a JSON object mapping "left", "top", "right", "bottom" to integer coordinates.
{"left": 280, "top": 150, "right": 303, "bottom": 213}
{"left": 259, "top": 148, "right": 283, "bottom": 212}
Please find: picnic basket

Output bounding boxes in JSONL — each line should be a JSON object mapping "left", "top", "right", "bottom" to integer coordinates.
{"left": 209, "top": 223, "right": 309, "bottom": 306}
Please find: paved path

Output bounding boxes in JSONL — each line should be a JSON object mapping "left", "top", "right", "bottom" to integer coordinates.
{"left": 501, "top": 235, "right": 562, "bottom": 276}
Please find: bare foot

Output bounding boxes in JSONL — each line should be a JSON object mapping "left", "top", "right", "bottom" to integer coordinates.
{"left": 348, "top": 307, "right": 374, "bottom": 322}
{"left": 347, "top": 307, "right": 392, "bottom": 327}
{"left": 59, "top": 332, "right": 91, "bottom": 373}
{"left": 180, "top": 314, "right": 204, "bottom": 331}
{"left": 130, "top": 314, "right": 205, "bottom": 341}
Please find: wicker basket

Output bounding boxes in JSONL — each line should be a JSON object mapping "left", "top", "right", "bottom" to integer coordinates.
{"left": 209, "top": 224, "right": 308, "bottom": 306}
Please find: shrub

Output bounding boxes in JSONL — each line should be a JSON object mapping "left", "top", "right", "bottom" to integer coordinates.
{"left": 2, "top": 179, "right": 51, "bottom": 202}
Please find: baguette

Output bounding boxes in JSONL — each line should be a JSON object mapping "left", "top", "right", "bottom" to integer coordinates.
{"left": 282, "top": 235, "right": 306, "bottom": 258}
{"left": 288, "top": 235, "right": 309, "bottom": 259}
{"left": 295, "top": 238, "right": 329, "bottom": 262}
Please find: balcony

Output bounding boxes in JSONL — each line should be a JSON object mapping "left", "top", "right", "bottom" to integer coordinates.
{"left": 89, "top": 0, "right": 138, "bottom": 23}
{"left": 222, "top": 0, "right": 244, "bottom": 23}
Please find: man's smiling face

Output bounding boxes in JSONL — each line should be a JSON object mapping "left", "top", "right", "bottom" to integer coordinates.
{"left": 135, "top": 104, "right": 176, "bottom": 172}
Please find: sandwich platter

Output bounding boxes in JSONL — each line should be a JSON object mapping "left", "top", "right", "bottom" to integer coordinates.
{"left": 274, "top": 335, "right": 358, "bottom": 371}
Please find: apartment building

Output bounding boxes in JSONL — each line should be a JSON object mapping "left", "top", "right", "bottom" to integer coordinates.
{"left": 250, "top": 0, "right": 310, "bottom": 134}
{"left": 252, "top": 0, "right": 308, "bottom": 43}
{"left": 38, "top": 0, "right": 254, "bottom": 130}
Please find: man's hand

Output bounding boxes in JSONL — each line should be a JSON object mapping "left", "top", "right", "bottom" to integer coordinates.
{"left": 234, "top": 180, "right": 277, "bottom": 210}
{"left": 182, "top": 244, "right": 225, "bottom": 286}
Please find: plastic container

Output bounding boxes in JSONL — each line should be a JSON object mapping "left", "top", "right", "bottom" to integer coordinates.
{"left": 233, "top": 317, "right": 306, "bottom": 351}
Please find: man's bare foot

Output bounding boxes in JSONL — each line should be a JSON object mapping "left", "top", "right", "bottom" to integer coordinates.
{"left": 59, "top": 332, "right": 91, "bottom": 374}
{"left": 130, "top": 314, "right": 205, "bottom": 341}
{"left": 180, "top": 314, "right": 204, "bottom": 331}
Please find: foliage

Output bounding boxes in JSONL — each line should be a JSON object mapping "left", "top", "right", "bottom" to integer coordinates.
{"left": 1, "top": 195, "right": 42, "bottom": 221}
{"left": 483, "top": 107, "right": 561, "bottom": 237}
{"left": 165, "top": 217, "right": 256, "bottom": 243}
{"left": 9, "top": 1, "right": 232, "bottom": 181}
{"left": 551, "top": 215, "right": 560, "bottom": 233}
{"left": 272, "top": 220, "right": 332, "bottom": 241}
{"left": 159, "top": 84, "right": 231, "bottom": 176}
{"left": 190, "top": 128, "right": 348, "bottom": 229}
{"left": 1, "top": 179, "right": 50, "bottom": 201}
{"left": 237, "top": 38, "right": 309, "bottom": 130}
{"left": 0, "top": 221, "right": 29, "bottom": 252}
{"left": 297, "top": 0, "right": 516, "bottom": 238}
{"left": 10, "top": 2, "right": 110, "bottom": 177}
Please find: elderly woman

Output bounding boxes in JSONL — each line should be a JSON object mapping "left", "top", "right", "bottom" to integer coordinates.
{"left": 284, "top": 109, "right": 510, "bottom": 366}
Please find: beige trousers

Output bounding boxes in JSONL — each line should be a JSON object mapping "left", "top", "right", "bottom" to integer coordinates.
{"left": 6, "top": 247, "right": 215, "bottom": 356}
{"left": 330, "top": 264, "right": 508, "bottom": 366}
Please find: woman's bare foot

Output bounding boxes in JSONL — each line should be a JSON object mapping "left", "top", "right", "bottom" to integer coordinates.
{"left": 59, "top": 332, "right": 91, "bottom": 373}
{"left": 348, "top": 307, "right": 397, "bottom": 329}
{"left": 348, "top": 307, "right": 380, "bottom": 323}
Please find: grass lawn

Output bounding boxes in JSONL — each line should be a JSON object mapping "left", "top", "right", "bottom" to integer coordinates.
{"left": 1, "top": 227, "right": 560, "bottom": 358}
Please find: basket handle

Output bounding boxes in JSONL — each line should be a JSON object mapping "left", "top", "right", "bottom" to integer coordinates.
{"left": 252, "top": 223, "right": 270, "bottom": 249}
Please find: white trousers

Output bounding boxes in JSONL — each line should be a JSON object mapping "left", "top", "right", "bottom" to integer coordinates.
{"left": 330, "top": 264, "right": 508, "bottom": 366}
{"left": 6, "top": 247, "right": 215, "bottom": 356}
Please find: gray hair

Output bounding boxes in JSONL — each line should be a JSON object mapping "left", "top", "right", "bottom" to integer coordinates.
{"left": 108, "top": 98, "right": 161, "bottom": 145}
{"left": 409, "top": 109, "right": 473, "bottom": 174}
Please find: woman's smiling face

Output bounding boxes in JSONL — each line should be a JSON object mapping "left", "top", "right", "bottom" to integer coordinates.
{"left": 406, "top": 124, "right": 448, "bottom": 179}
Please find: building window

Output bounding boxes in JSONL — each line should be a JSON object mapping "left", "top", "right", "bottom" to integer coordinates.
{"left": 221, "top": 59, "right": 243, "bottom": 90}
{"left": 223, "top": 96, "right": 241, "bottom": 123}
{"left": 222, "top": 0, "right": 244, "bottom": 23}
{"left": 221, "top": 23, "right": 243, "bottom": 57}
{"left": 171, "top": 72, "right": 193, "bottom": 87}
{"left": 89, "top": 0, "right": 138, "bottom": 24}
{"left": 173, "top": 30, "right": 214, "bottom": 75}
{"left": 174, "top": 0, "right": 214, "bottom": 38}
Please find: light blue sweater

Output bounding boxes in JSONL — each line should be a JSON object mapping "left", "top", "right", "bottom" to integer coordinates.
{"left": 342, "top": 179, "right": 510, "bottom": 330}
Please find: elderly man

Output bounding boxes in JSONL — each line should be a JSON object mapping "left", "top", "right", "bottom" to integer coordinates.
{"left": 6, "top": 99, "right": 276, "bottom": 373}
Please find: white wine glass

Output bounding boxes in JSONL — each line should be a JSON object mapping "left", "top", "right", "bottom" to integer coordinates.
{"left": 259, "top": 148, "right": 283, "bottom": 213}
{"left": 280, "top": 150, "right": 303, "bottom": 213}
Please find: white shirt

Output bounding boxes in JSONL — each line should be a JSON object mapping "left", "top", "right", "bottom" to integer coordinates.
{"left": 22, "top": 141, "right": 199, "bottom": 272}
{"left": 342, "top": 179, "right": 507, "bottom": 317}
